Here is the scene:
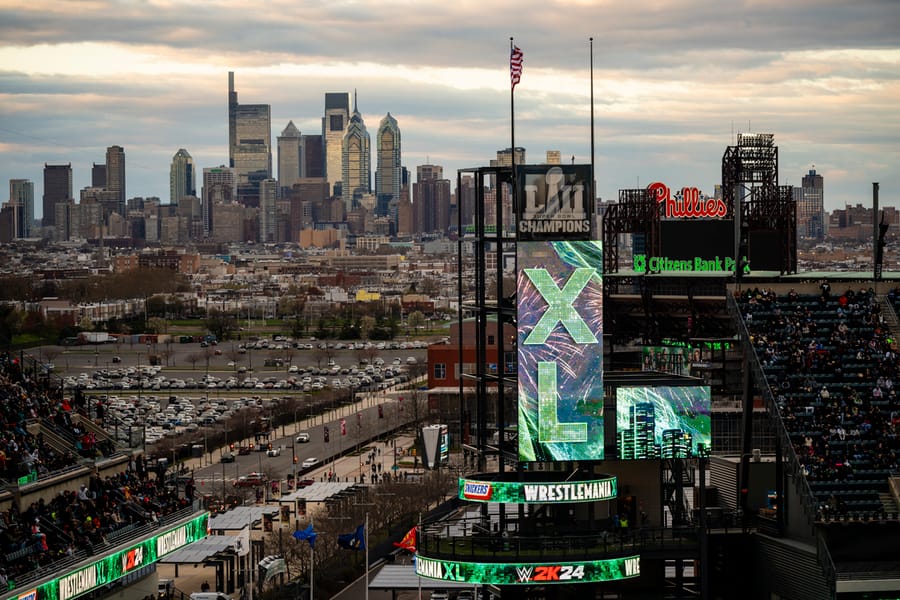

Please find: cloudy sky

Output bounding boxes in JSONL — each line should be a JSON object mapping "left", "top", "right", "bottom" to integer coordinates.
{"left": 1, "top": 0, "right": 898, "bottom": 218}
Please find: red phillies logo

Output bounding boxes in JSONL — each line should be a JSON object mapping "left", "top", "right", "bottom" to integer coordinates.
{"left": 650, "top": 182, "right": 727, "bottom": 219}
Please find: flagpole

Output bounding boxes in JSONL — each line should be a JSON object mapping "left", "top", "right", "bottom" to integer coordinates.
{"left": 364, "top": 512, "right": 369, "bottom": 600}
{"left": 310, "top": 515, "right": 314, "bottom": 600}
{"left": 590, "top": 37, "right": 596, "bottom": 215}
{"left": 510, "top": 37, "right": 516, "bottom": 198}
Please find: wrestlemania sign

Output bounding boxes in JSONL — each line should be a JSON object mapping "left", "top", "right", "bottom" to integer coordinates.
{"left": 517, "top": 165, "right": 593, "bottom": 240}
{"left": 459, "top": 477, "right": 617, "bottom": 504}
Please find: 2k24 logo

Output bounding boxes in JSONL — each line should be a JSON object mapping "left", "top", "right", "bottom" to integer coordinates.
{"left": 514, "top": 565, "right": 585, "bottom": 582}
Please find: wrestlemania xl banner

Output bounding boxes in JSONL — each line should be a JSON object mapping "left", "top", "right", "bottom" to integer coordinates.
{"left": 516, "top": 165, "right": 604, "bottom": 462}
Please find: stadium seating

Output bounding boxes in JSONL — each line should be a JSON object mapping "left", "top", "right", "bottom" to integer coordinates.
{"left": 738, "top": 287, "right": 899, "bottom": 519}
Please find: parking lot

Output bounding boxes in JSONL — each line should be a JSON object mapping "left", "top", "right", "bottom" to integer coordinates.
{"left": 40, "top": 337, "right": 429, "bottom": 448}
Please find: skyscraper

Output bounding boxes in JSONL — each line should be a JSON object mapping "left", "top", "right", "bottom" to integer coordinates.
{"left": 277, "top": 121, "right": 302, "bottom": 193}
{"left": 42, "top": 163, "right": 72, "bottom": 227}
{"left": 169, "top": 149, "right": 195, "bottom": 205}
{"left": 202, "top": 166, "right": 236, "bottom": 237}
{"left": 412, "top": 164, "right": 451, "bottom": 234}
{"left": 375, "top": 113, "right": 401, "bottom": 217}
{"left": 9, "top": 179, "right": 34, "bottom": 237}
{"left": 105, "top": 145, "right": 126, "bottom": 214}
{"left": 323, "top": 92, "right": 350, "bottom": 195}
{"left": 227, "top": 72, "right": 272, "bottom": 203}
{"left": 795, "top": 168, "right": 825, "bottom": 239}
{"left": 259, "top": 178, "right": 278, "bottom": 243}
{"left": 91, "top": 163, "right": 106, "bottom": 188}
{"left": 341, "top": 93, "right": 371, "bottom": 211}
{"left": 301, "top": 134, "right": 324, "bottom": 179}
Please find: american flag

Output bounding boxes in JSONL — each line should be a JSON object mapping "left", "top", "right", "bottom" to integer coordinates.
{"left": 510, "top": 45, "right": 523, "bottom": 89}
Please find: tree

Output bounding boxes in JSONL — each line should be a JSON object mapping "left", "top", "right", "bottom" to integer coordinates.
{"left": 406, "top": 311, "right": 425, "bottom": 335}
{"left": 359, "top": 316, "right": 376, "bottom": 340}
{"left": 187, "top": 353, "right": 200, "bottom": 370}
{"left": 205, "top": 308, "right": 238, "bottom": 341}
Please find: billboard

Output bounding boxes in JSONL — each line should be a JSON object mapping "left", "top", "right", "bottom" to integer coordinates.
{"left": 415, "top": 555, "right": 640, "bottom": 585}
{"left": 517, "top": 241, "right": 604, "bottom": 462}
{"left": 615, "top": 386, "right": 711, "bottom": 460}
{"left": 516, "top": 165, "right": 592, "bottom": 241}
{"left": 459, "top": 476, "right": 617, "bottom": 504}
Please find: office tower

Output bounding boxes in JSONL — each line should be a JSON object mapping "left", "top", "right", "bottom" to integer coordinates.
{"left": 42, "top": 163, "right": 72, "bottom": 228}
{"left": 91, "top": 163, "right": 106, "bottom": 188}
{"left": 491, "top": 147, "right": 526, "bottom": 168}
{"left": 341, "top": 93, "right": 371, "bottom": 211}
{"left": 259, "top": 178, "right": 278, "bottom": 243}
{"left": 323, "top": 92, "right": 350, "bottom": 195}
{"left": 227, "top": 72, "right": 272, "bottom": 204}
{"left": 457, "top": 175, "right": 476, "bottom": 229}
{"left": 375, "top": 113, "right": 401, "bottom": 217}
{"left": 412, "top": 164, "right": 451, "bottom": 235}
{"left": 202, "top": 166, "right": 236, "bottom": 237}
{"left": 105, "top": 145, "right": 126, "bottom": 214}
{"left": 795, "top": 168, "right": 825, "bottom": 240}
{"left": 9, "top": 179, "right": 34, "bottom": 237}
{"left": 277, "top": 121, "right": 302, "bottom": 193}
{"left": 301, "top": 134, "right": 324, "bottom": 178}
{"left": 169, "top": 149, "right": 196, "bottom": 205}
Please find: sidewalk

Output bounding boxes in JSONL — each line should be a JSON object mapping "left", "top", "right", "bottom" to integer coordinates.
{"left": 156, "top": 431, "right": 424, "bottom": 599}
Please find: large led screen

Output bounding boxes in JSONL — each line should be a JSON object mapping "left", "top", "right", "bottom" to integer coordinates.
{"left": 517, "top": 240, "right": 603, "bottom": 462}
{"left": 616, "top": 386, "right": 711, "bottom": 460}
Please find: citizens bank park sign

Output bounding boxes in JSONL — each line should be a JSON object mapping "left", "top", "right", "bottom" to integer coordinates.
{"left": 459, "top": 477, "right": 617, "bottom": 504}
{"left": 516, "top": 165, "right": 593, "bottom": 240}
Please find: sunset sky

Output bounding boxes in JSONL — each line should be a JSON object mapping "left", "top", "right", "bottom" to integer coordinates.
{"left": 1, "top": 0, "right": 898, "bottom": 217}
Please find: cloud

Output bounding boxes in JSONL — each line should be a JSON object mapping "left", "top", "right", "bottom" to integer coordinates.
{"left": 0, "top": 0, "right": 898, "bottom": 214}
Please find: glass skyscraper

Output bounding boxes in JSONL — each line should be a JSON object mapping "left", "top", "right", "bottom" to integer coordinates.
{"left": 341, "top": 94, "right": 371, "bottom": 211}
{"left": 9, "top": 179, "right": 34, "bottom": 237}
{"left": 42, "top": 163, "right": 72, "bottom": 227}
{"left": 169, "top": 148, "right": 195, "bottom": 205}
{"left": 323, "top": 92, "right": 350, "bottom": 196}
{"left": 375, "top": 112, "right": 401, "bottom": 217}
{"left": 228, "top": 72, "right": 272, "bottom": 204}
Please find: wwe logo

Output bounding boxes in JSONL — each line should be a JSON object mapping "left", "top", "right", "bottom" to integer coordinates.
{"left": 515, "top": 566, "right": 534, "bottom": 582}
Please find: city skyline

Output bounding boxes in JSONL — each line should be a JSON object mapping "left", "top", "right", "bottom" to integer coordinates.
{"left": 1, "top": 1, "right": 898, "bottom": 218}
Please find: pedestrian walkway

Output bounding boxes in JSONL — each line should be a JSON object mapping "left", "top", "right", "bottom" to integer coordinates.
{"left": 156, "top": 431, "right": 425, "bottom": 599}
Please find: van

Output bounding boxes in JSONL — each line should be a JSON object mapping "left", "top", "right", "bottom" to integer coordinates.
{"left": 189, "top": 593, "right": 233, "bottom": 600}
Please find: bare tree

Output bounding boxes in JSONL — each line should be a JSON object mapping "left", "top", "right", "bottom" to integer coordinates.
{"left": 186, "top": 353, "right": 200, "bottom": 370}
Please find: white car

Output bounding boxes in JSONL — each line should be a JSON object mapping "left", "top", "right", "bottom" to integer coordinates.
{"left": 301, "top": 457, "right": 319, "bottom": 469}
{"left": 296, "top": 432, "right": 311, "bottom": 443}
{"left": 266, "top": 446, "right": 282, "bottom": 457}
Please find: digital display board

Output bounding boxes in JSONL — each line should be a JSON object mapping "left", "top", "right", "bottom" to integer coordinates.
{"left": 459, "top": 476, "right": 617, "bottom": 504}
{"left": 642, "top": 346, "right": 698, "bottom": 376}
{"left": 659, "top": 219, "right": 735, "bottom": 265}
{"left": 517, "top": 241, "right": 603, "bottom": 462}
{"left": 616, "top": 386, "right": 711, "bottom": 460}
{"left": 516, "top": 165, "right": 592, "bottom": 241}
{"left": 415, "top": 554, "right": 640, "bottom": 585}
{"left": 25, "top": 513, "right": 209, "bottom": 600}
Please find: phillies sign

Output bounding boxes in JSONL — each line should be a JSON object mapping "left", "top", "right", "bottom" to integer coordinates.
{"left": 649, "top": 181, "right": 727, "bottom": 219}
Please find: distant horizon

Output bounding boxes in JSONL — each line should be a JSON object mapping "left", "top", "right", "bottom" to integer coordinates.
{"left": 2, "top": 1, "right": 898, "bottom": 219}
